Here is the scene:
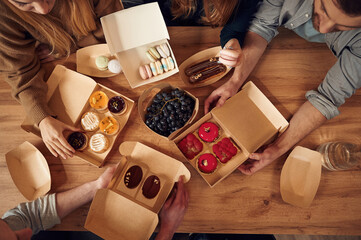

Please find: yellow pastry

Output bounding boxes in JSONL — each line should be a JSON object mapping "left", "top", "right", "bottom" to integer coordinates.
{"left": 89, "top": 91, "right": 108, "bottom": 111}
{"left": 99, "top": 116, "right": 119, "bottom": 135}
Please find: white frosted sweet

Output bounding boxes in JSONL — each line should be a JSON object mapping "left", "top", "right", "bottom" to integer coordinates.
{"left": 89, "top": 133, "right": 109, "bottom": 153}
{"left": 81, "top": 112, "right": 100, "bottom": 131}
{"left": 108, "top": 59, "right": 122, "bottom": 74}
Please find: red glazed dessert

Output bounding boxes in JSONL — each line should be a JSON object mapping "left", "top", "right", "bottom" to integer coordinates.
{"left": 197, "top": 153, "right": 217, "bottom": 174}
{"left": 198, "top": 122, "right": 219, "bottom": 142}
{"left": 212, "top": 138, "right": 238, "bottom": 163}
{"left": 177, "top": 133, "right": 203, "bottom": 159}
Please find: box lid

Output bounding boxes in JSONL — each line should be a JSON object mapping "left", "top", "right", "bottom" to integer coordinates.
{"left": 5, "top": 142, "right": 51, "bottom": 200}
{"left": 85, "top": 188, "right": 158, "bottom": 240}
{"left": 211, "top": 81, "right": 283, "bottom": 153}
{"left": 280, "top": 146, "right": 322, "bottom": 207}
{"left": 101, "top": 2, "right": 169, "bottom": 54}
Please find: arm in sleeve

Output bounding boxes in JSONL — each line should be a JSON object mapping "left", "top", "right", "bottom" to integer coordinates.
{"left": 306, "top": 40, "right": 361, "bottom": 119}
{"left": 220, "top": 0, "right": 261, "bottom": 47}
{"left": 1, "top": 194, "right": 61, "bottom": 235}
{"left": 248, "top": 0, "right": 284, "bottom": 43}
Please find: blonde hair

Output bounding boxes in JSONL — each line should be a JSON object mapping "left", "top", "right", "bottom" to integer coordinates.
{"left": 171, "top": 0, "right": 239, "bottom": 26}
{"left": 3, "top": 0, "right": 97, "bottom": 56}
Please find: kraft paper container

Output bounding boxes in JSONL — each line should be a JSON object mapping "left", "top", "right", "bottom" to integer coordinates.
{"left": 5, "top": 141, "right": 51, "bottom": 200}
{"left": 85, "top": 141, "right": 191, "bottom": 240}
{"left": 280, "top": 146, "right": 322, "bottom": 207}
{"left": 21, "top": 65, "right": 134, "bottom": 167}
{"left": 100, "top": 2, "right": 179, "bottom": 88}
{"left": 138, "top": 82, "right": 199, "bottom": 140}
{"left": 173, "top": 81, "right": 289, "bottom": 187}
{"left": 179, "top": 46, "right": 232, "bottom": 88}
{"left": 76, "top": 44, "right": 120, "bottom": 78}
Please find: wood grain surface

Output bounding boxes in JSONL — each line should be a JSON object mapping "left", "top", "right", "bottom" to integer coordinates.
{"left": 0, "top": 27, "right": 360, "bottom": 235}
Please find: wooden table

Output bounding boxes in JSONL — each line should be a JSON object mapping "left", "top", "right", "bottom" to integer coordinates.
{"left": 1, "top": 27, "right": 360, "bottom": 235}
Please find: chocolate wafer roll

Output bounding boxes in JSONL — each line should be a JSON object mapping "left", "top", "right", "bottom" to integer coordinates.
{"left": 189, "top": 64, "right": 227, "bottom": 83}
{"left": 185, "top": 57, "right": 219, "bottom": 77}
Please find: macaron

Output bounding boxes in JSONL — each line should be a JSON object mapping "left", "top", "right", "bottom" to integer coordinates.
{"left": 95, "top": 56, "right": 109, "bottom": 71}
{"left": 145, "top": 64, "right": 152, "bottom": 78}
{"left": 161, "top": 58, "right": 168, "bottom": 72}
{"left": 166, "top": 56, "right": 175, "bottom": 70}
{"left": 146, "top": 52, "right": 156, "bottom": 62}
{"left": 108, "top": 59, "right": 122, "bottom": 74}
{"left": 156, "top": 43, "right": 170, "bottom": 58}
{"left": 155, "top": 60, "right": 163, "bottom": 75}
{"left": 148, "top": 47, "right": 160, "bottom": 60}
{"left": 150, "top": 62, "right": 158, "bottom": 76}
{"left": 139, "top": 64, "right": 153, "bottom": 80}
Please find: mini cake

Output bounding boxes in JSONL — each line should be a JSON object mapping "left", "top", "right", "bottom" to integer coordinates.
{"left": 197, "top": 153, "right": 218, "bottom": 174}
{"left": 212, "top": 138, "right": 238, "bottom": 163}
{"left": 89, "top": 133, "right": 109, "bottom": 153}
{"left": 177, "top": 133, "right": 203, "bottom": 159}
{"left": 95, "top": 56, "right": 109, "bottom": 71}
{"left": 198, "top": 122, "right": 219, "bottom": 142}
{"left": 81, "top": 111, "right": 100, "bottom": 131}
{"left": 142, "top": 175, "right": 161, "bottom": 199}
{"left": 108, "top": 96, "right": 127, "bottom": 115}
{"left": 99, "top": 116, "right": 119, "bottom": 135}
{"left": 124, "top": 165, "right": 143, "bottom": 189}
{"left": 67, "top": 132, "right": 88, "bottom": 151}
{"left": 89, "top": 91, "right": 109, "bottom": 111}
{"left": 108, "top": 59, "right": 122, "bottom": 74}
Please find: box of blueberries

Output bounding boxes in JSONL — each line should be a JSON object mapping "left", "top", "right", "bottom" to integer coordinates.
{"left": 85, "top": 141, "right": 191, "bottom": 240}
{"left": 173, "top": 81, "right": 289, "bottom": 187}
{"left": 101, "top": 2, "right": 179, "bottom": 88}
{"left": 21, "top": 65, "right": 134, "bottom": 167}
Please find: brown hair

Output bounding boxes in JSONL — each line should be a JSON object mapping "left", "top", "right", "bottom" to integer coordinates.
{"left": 2, "top": 0, "right": 97, "bottom": 56}
{"left": 171, "top": 0, "right": 239, "bottom": 26}
{"left": 335, "top": 0, "right": 361, "bottom": 16}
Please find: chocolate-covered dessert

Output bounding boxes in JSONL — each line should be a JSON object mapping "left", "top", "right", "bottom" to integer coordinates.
{"left": 108, "top": 96, "right": 126, "bottom": 115}
{"left": 124, "top": 165, "right": 143, "bottom": 189}
{"left": 67, "top": 132, "right": 88, "bottom": 151}
{"left": 142, "top": 175, "right": 161, "bottom": 199}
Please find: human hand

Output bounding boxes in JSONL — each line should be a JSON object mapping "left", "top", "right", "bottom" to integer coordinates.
{"left": 96, "top": 164, "right": 118, "bottom": 189}
{"left": 157, "top": 176, "right": 189, "bottom": 240}
{"left": 39, "top": 116, "right": 80, "bottom": 159}
{"left": 35, "top": 43, "right": 56, "bottom": 64}
{"left": 219, "top": 38, "right": 244, "bottom": 67}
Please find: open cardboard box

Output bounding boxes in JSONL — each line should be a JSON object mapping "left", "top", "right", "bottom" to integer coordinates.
{"left": 21, "top": 65, "right": 134, "bottom": 167}
{"left": 85, "top": 141, "right": 191, "bottom": 240}
{"left": 138, "top": 82, "right": 199, "bottom": 140}
{"left": 173, "top": 81, "right": 289, "bottom": 187}
{"left": 280, "top": 146, "right": 322, "bottom": 207}
{"left": 5, "top": 141, "right": 51, "bottom": 200}
{"left": 179, "top": 46, "right": 232, "bottom": 88}
{"left": 100, "top": 2, "right": 179, "bottom": 88}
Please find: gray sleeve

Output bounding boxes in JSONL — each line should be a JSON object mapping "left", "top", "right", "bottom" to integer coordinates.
{"left": 1, "top": 193, "right": 61, "bottom": 235}
{"left": 248, "top": 0, "right": 284, "bottom": 43}
{"left": 306, "top": 40, "right": 361, "bottom": 119}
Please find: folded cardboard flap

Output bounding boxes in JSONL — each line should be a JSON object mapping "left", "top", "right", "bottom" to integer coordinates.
{"left": 280, "top": 146, "right": 322, "bottom": 207}
{"left": 101, "top": 2, "right": 169, "bottom": 54}
{"left": 84, "top": 189, "right": 158, "bottom": 240}
{"left": 5, "top": 142, "right": 51, "bottom": 200}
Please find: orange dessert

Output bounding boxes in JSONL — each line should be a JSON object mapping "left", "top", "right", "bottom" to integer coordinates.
{"left": 89, "top": 91, "right": 108, "bottom": 111}
{"left": 99, "top": 116, "right": 119, "bottom": 135}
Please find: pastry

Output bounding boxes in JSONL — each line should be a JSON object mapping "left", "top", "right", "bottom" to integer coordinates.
{"left": 89, "top": 133, "right": 109, "bottom": 153}
{"left": 89, "top": 91, "right": 109, "bottom": 111}
{"left": 155, "top": 60, "right": 163, "bottom": 74}
{"left": 212, "top": 138, "right": 238, "bottom": 163}
{"left": 81, "top": 111, "right": 100, "bottom": 131}
{"left": 142, "top": 175, "right": 161, "bottom": 199}
{"left": 185, "top": 57, "right": 219, "bottom": 76}
{"left": 67, "top": 132, "right": 88, "bottom": 151}
{"left": 156, "top": 43, "right": 170, "bottom": 58}
{"left": 148, "top": 47, "right": 161, "bottom": 60}
{"left": 95, "top": 56, "right": 109, "bottom": 71}
{"left": 108, "top": 96, "right": 127, "bottom": 115}
{"left": 124, "top": 165, "right": 143, "bottom": 189}
{"left": 150, "top": 62, "right": 158, "bottom": 76}
{"left": 177, "top": 133, "right": 203, "bottom": 159}
{"left": 139, "top": 64, "right": 153, "bottom": 80}
{"left": 161, "top": 58, "right": 169, "bottom": 72}
{"left": 197, "top": 153, "right": 218, "bottom": 174}
{"left": 189, "top": 64, "right": 227, "bottom": 83}
{"left": 99, "top": 116, "right": 119, "bottom": 135}
{"left": 108, "top": 59, "right": 122, "bottom": 74}
{"left": 198, "top": 122, "right": 219, "bottom": 142}
{"left": 146, "top": 52, "right": 156, "bottom": 62}
{"left": 166, "top": 56, "right": 175, "bottom": 70}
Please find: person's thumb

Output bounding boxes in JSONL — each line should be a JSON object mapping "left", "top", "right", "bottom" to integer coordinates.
{"left": 249, "top": 153, "right": 261, "bottom": 161}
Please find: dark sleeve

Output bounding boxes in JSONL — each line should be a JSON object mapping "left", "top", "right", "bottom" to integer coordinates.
{"left": 220, "top": 0, "right": 261, "bottom": 47}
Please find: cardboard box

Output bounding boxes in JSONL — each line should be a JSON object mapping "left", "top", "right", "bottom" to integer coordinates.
{"left": 85, "top": 141, "right": 191, "bottom": 240}
{"left": 280, "top": 146, "right": 322, "bottom": 207}
{"left": 21, "top": 65, "right": 134, "bottom": 167}
{"left": 5, "top": 141, "right": 51, "bottom": 200}
{"left": 179, "top": 46, "right": 232, "bottom": 88}
{"left": 100, "top": 2, "right": 179, "bottom": 88}
{"left": 138, "top": 82, "right": 199, "bottom": 140}
{"left": 173, "top": 81, "right": 289, "bottom": 187}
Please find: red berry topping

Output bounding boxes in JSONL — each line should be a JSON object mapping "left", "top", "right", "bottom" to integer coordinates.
{"left": 212, "top": 138, "right": 238, "bottom": 163}
{"left": 177, "top": 133, "right": 203, "bottom": 159}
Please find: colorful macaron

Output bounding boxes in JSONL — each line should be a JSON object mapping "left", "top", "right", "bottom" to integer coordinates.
{"left": 167, "top": 57, "right": 175, "bottom": 70}
{"left": 150, "top": 62, "right": 158, "bottom": 76}
{"left": 95, "top": 56, "right": 109, "bottom": 71}
{"left": 108, "top": 59, "right": 122, "bottom": 74}
{"left": 147, "top": 47, "right": 160, "bottom": 62}
{"left": 155, "top": 60, "right": 163, "bottom": 75}
{"left": 161, "top": 58, "right": 168, "bottom": 72}
{"left": 156, "top": 43, "right": 170, "bottom": 58}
